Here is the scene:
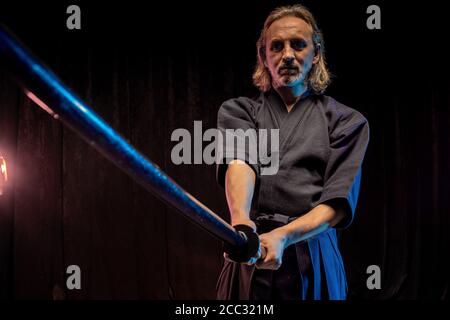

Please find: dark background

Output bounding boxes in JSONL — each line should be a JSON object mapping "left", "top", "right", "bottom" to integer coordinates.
{"left": 0, "top": 0, "right": 449, "bottom": 299}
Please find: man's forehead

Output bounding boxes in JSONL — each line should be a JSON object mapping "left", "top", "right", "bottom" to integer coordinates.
{"left": 266, "top": 16, "right": 313, "bottom": 40}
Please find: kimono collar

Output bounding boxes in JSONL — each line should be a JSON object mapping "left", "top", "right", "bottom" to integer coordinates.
{"left": 261, "top": 88, "right": 317, "bottom": 156}
{"left": 266, "top": 88, "right": 313, "bottom": 115}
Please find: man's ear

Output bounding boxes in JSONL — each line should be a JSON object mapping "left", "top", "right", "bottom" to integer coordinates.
{"left": 313, "top": 44, "right": 321, "bottom": 65}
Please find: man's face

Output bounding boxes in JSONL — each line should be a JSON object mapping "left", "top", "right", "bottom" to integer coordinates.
{"left": 264, "top": 16, "right": 319, "bottom": 90}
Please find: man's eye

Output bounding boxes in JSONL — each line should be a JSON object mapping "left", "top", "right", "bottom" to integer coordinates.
{"left": 291, "top": 39, "right": 307, "bottom": 51}
{"left": 271, "top": 41, "right": 283, "bottom": 52}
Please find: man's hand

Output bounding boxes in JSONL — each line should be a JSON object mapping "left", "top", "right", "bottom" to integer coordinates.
{"left": 255, "top": 228, "right": 288, "bottom": 270}
{"left": 223, "top": 218, "right": 262, "bottom": 265}
{"left": 253, "top": 202, "right": 345, "bottom": 269}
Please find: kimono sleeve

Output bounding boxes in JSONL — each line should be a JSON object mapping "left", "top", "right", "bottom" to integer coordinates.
{"left": 315, "top": 106, "right": 370, "bottom": 229}
{"left": 216, "top": 98, "right": 260, "bottom": 188}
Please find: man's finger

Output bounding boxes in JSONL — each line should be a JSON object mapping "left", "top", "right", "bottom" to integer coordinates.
{"left": 259, "top": 246, "right": 267, "bottom": 261}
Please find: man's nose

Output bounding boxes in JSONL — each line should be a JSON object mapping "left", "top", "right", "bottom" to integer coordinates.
{"left": 282, "top": 46, "right": 295, "bottom": 64}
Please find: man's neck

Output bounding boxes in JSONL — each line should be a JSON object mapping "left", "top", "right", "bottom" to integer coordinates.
{"left": 273, "top": 85, "right": 308, "bottom": 113}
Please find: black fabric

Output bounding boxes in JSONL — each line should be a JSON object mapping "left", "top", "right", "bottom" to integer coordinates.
{"left": 249, "top": 219, "right": 305, "bottom": 300}
{"left": 216, "top": 216, "right": 314, "bottom": 300}
{"left": 250, "top": 245, "right": 302, "bottom": 300}
{"left": 217, "top": 90, "right": 369, "bottom": 227}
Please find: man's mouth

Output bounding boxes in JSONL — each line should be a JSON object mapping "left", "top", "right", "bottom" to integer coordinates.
{"left": 279, "top": 66, "right": 299, "bottom": 75}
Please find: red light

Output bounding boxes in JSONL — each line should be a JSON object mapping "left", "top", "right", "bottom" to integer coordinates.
{"left": 0, "top": 156, "right": 7, "bottom": 196}
{"left": 25, "top": 90, "right": 59, "bottom": 119}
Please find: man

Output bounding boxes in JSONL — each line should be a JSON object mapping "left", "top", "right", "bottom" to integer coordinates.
{"left": 215, "top": 4, "right": 369, "bottom": 300}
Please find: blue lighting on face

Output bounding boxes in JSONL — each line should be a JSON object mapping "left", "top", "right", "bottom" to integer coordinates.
{"left": 0, "top": 26, "right": 246, "bottom": 248}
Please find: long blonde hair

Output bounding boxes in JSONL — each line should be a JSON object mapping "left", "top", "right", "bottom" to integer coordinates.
{"left": 252, "top": 4, "right": 331, "bottom": 94}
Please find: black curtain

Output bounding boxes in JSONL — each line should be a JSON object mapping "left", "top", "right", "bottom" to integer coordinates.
{"left": 0, "top": 0, "right": 449, "bottom": 299}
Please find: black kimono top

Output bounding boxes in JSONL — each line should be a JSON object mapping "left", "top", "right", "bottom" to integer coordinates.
{"left": 216, "top": 89, "right": 369, "bottom": 299}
